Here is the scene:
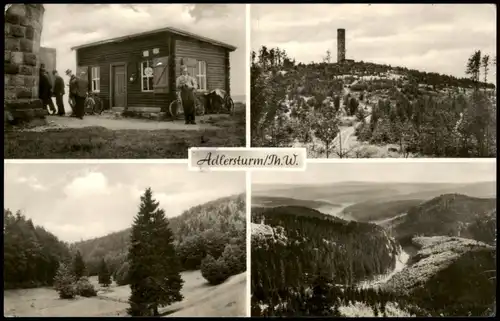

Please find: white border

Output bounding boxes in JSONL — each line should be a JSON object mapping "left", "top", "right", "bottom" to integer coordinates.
{"left": 246, "top": 3, "right": 251, "bottom": 149}
{"left": 4, "top": 159, "right": 188, "bottom": 164}
{"left": 245, "top": 170, "right": 252, "bottom": 317}
{"left": 307, "top": 158, "right": 497, "bottom": 164}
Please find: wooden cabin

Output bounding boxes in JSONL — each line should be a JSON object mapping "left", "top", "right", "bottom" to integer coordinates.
{"left": 70, "top": 26, "right": 237, "bottom": 113}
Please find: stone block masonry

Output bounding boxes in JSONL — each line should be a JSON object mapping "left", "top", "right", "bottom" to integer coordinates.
{"left": 4, "top": 4, "right": 46, "bottom": 122}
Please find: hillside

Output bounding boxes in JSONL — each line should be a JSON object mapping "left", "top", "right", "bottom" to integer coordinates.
{"left": 251, "top": 205, "right": 400, "bottom": 316}
{"left": 4, "top": 209, "right": 72, "bottom": 290}
{"left": 383, "top": 236, "right": 496, "bottom": 317}
{"left": 251, "top": 47, "right": 496, "bottom": 158}
{"left": 393, "top": 194, "right": 496, "bottom": 245}
{"left": 71, "top": 194, "right": 246, "bottom": 274}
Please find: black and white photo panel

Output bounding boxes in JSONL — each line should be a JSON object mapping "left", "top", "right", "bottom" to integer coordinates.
{"left": 250, "top": 3, "right": 496, "bottom": 159}
{"left": 5, "top": 4, "right": 247, "bottom": 159}
{"left": 251, "top": 161, "right": 496, "bottom": 317}
{"left": 4, "top": 162, "right": 247, "bottom": 317}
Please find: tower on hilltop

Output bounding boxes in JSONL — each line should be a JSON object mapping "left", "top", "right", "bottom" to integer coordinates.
{"left": 337, "top": 28, "right": 346, "bottom": 63}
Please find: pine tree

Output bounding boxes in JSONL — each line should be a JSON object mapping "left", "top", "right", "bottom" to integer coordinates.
{"left": 73, "top": 250, "right": 86, "bottom": 279}
{"left": 98, "top": 258, "right": 112, "bottom": 287}
{"left": 127, "top": 188, "right": 184, "bottom": 316}
{"left": 53, "top": 262, "right": 76, "bottom": 299}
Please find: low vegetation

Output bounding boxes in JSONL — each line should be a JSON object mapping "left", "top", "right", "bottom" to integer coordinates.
{"left": 251, "top": 46, "right": 496, "bottom": 158}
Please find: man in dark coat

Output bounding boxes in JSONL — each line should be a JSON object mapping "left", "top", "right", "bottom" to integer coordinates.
{"left": 175, "top": 65, "right": 198, "bottom": 125}
{"left": 66, "top": 69, "right": 76, "bottom": 115}
{"left": 71, "top": 71, "right": 89, "bottom": 119}
{"left": 52, "top": 70, "right": 65, "bottom": 116}
{"left": 39, "top": 64, "right": 56, "bottom": 114}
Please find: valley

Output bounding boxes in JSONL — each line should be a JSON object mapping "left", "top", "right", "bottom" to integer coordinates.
{"left": 4, "top": 193, "right": 247, "bottom": 317}
{"left": 251, "top": 179, "right": 497, "bottom": 317}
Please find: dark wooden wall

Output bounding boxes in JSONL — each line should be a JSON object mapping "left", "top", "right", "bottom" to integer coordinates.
{"left": 175, "top": 37, "right": 228, "bottom": 92}
{"left": 76, "top": 32, "right": 232, "bottom": 111}
{"left": 77, "top": 32, "right": 170, "bottom": 110}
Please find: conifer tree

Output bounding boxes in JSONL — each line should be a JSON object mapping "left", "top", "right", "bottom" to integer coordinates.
{"left": 127, "top": 188, "right": 184, "bottom": 316}
{"left": 54, "top": 262, "right": 76, "bottom": 299}
{"left": 98, "top": 258, "right": 112, "bottom": 287}
{"left": 73, "top": 250, "right": 86, "bottom": 279}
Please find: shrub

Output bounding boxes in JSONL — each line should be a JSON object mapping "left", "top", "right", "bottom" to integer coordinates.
{"left": 76, "top": 277, "right": 97, "bottom": 297}
{"left": 53, "top": 262, "right": 77, "bottom": 299}
{"left": 115, "top": 261, "right": 130, "bottom": 286}
{"left": 220, "top": 243, "right": 246, "bottom": 276}
{"left": 200, "top": 254, "right": 231, "bottom": 285}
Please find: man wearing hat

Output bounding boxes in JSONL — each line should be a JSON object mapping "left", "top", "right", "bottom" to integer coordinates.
{"left": 175, "top": 65, "right": 198, "bottom": 125}
{"left": 66, "top": 69, "right": 76, "bottom": 115}
{"left": 53, "top": 70, "right": 65, "bottom": 116}
{"left": 70, "top": 70, "right": 89, "bottom": 119}
{"left": 39, "top": 64, "right": 56, "bottom": 114}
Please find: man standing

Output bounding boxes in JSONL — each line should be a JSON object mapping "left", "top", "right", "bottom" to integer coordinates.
{"left": 71, "top": 71, "right": 89, "bottom": 119}
{"left": 66, "top": 69, "right": 76, "bottom": 115}
{"left": 39, "top": 64, "right": 56, "bottom": 114}
{"left": 175, "top": 65, "right": 198, "bottom": 125}
{"left": 53, "top": 70, "right": 65, "bottom": 116}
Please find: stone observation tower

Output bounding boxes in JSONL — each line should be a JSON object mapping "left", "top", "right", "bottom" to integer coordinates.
{"left": 4, "top": 4, "right": 46, "bottom": 122}
{"left": 337, "top": 28, "right": 346, "bottom": 63}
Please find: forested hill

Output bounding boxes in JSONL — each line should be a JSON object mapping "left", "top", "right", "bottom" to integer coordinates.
{"left": 251, "top": 205, "right": 400, "bottom": 316}
{"left": 4, "top": 209, "right": 72, "bottom": 289}
{"left": 251, "top": 47, "right": 497, "bottom": 158}
{"left": 3, "top": 194, "right": 245, "bottom": 291}
{"left": 393, "top": 194, "right": 497, "bottom": 246}
{"left": 71, "top": 194, "right": 246, "bottom": 275}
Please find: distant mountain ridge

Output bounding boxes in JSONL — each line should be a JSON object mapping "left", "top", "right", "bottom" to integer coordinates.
{"left": 392, "top": 193, "right": 496, "bottom": 245}
{"left": 253, "top": 181, "right": 496, "bottom": 204}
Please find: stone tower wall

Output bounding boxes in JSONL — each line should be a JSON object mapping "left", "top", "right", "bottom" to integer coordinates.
{"left": 337, "top": 28, "right": 346, "bottom": 63}
{"left": 4, "top": 4, "right": 46, "bottom": 121}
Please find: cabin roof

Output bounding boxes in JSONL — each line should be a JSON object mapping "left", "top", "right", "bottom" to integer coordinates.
{"left": 70, "top": 26, "right": 237, "bottom": 52}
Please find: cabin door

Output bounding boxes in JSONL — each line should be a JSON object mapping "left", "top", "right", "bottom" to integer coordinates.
{"left": 111, "top": 64, "right": 126, "bottom": 108}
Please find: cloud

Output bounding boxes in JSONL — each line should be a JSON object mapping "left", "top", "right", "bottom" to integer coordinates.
{"left": 41, "top": 3, "right": 246, "bottom": 106}
{"left": 16, "top": 176, "right": 46, "bottom": 191}
{"left": 251, "top": 4, "right": 497, "bottom": 82}
{"left": 63, "top": 171, "right": 110, "bottom": 198}
{"left": 4, "top": 163, "right": 245, "bottom": 243}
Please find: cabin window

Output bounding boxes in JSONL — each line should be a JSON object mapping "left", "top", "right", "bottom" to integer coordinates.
{"left": 196, "top": 60, "right": 207, "bottom": 91}
{"left": 141, "top": 60, "right": 154, "bottom": 92}
{"left": 91, "top": 66, "right": 100, "bottom": 92}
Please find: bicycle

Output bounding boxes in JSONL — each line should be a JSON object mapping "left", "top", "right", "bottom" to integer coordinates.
{"left": 84, "top": 92, "right": 104, "bottom": 115}
{"left": 169, "top": 91, "right": 205, "bottom": 120}
{"left": 207, "top": 89, "right": 235, "bottom": 115}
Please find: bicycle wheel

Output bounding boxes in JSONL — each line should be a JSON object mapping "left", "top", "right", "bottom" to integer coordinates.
{"left": 169, "top": 100, "right": 180, "bottom": 119}
{"left": 84, "top": 97, "right": 95, "bottom": 115}
{"left": 92, "top": 97, "right": 104, "bottom": 115}
{"left": 225, "top": 97, "right": 235, "bottom": 115}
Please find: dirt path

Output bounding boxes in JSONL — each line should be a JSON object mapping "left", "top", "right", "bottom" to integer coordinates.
{"left": 38, "top": 115, "right": 219, "bottom": 131}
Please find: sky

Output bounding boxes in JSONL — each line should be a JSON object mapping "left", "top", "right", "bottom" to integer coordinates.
{"left": 41, "top": 4, "right": 246, "bottom": 98}
{"left": 4, "top": 163, "right": 245, "bottom": 243}
{"left": 252, "top": 161, "right": 496, "bottom": 185}
{"left": 251, "top": 4, "right": 497, "bottom": 83}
